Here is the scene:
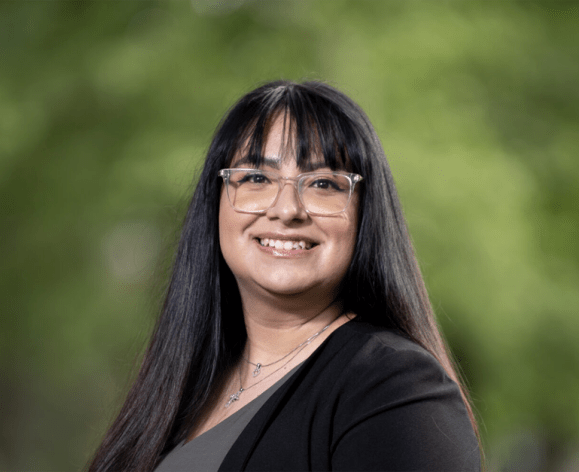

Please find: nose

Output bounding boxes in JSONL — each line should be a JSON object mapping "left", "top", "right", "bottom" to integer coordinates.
{"left": 266, "top": 182, "right": 308, "bottom": 223}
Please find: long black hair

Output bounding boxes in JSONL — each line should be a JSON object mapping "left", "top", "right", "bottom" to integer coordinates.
{"left": 88, "top": 80, "right": 479, "bottom": 471}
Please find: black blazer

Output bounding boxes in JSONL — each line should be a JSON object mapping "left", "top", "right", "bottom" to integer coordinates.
{"left": 219, "top": 320, "right": 480, "bottom": 471}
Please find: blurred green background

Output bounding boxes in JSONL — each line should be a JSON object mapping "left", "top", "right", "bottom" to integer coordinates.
{"left": 1, "top": 1, "right": 578, "bottom": 470}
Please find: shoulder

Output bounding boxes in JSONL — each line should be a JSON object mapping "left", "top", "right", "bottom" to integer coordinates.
{"left": 326, "top": 319, "right": 446, "bottom": 380}
{"left": 319, "top": 321, "right": 480, "bottom": 470}
{"left": 340, "top": 318, "right": 427, "bottom": 352}
{"left": 305, "top": 319, "right": 465, "bottom": 434}
{"left": 325, "top": 320, "right": 460, "bottom": 410}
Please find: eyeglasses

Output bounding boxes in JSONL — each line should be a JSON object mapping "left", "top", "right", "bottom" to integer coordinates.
{"left": 218, "top": 168, "right": 363, "bottom": 216}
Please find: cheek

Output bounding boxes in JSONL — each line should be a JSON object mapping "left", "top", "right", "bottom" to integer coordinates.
{"left": 218, "top": 191, "right": 257, "bottom": 276}
{"left": 218, "top": 192, "right": 239, "bottom": 268}
{"left": 218, "top": 191, "right": 231, "bottom": 245}
{"left": 335, "top": 202, "right": 359, "bottom": 268}
{"left": 340, "top": 226, "right": 358, "bottom": 268}
{"left": 346, "top": 196, "right": 359, "bottom": 253}
{"left": 323, "top": 215, "right": 358, "bottom": 270}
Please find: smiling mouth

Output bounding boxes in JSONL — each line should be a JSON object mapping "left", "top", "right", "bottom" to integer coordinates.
{"left": 257, "top": 238, "right": 316, "bottom": 250}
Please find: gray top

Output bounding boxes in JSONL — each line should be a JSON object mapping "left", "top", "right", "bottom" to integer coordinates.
{"left": 154, "top": 364, "right": 301, "bottom": 472}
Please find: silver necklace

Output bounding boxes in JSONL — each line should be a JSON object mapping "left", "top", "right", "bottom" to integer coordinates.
{"left": 242, "top": 322, "right": 333, "bottom": 377}
{"left": 225, "top": 319, "right": 336, "bottom": 408}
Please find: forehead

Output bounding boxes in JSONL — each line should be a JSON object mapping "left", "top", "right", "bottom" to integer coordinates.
{"left": 229, "top": 115, "right": 346, "bottom": 172}
{"left": 230, "top": 155, "right": 331, "bottom": 172}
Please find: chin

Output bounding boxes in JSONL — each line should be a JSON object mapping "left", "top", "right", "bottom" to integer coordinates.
{"left": 254, "top": 274, "right": 321, "bottom": 297}
{"left": 259, "top": 281, "right": 313, "bottom": 297}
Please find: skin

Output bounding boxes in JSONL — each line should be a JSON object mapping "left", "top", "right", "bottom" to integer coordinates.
{"left": 219, "top": 115, "right": 358, "bottom": 319}
{"left": 188, "top": 116, "right": 359, "bottom": 440}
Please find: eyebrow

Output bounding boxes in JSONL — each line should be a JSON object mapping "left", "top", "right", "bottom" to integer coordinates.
{"left": 232, "top": 156, "right": 331, "bottom": 171}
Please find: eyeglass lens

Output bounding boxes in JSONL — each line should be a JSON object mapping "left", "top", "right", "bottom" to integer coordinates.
{"left": 226, "top": 170, "right": 353, "bottom": 215}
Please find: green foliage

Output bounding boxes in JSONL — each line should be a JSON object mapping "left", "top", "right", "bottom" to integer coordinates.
{"left": 1, "top": 1, "right": 577, "bottom": 470}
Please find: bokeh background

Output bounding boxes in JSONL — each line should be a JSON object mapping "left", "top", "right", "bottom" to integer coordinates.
{"left": 1, "top": 1, "right": 578, "bottom": 470}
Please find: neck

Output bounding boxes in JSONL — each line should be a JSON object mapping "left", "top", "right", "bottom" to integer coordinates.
{"left": 238, "top": 286, "right": 345, "bottom": 364}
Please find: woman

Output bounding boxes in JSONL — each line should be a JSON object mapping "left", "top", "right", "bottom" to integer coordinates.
{"left": 89, "top": 80, "right": 481, "bottom": 471}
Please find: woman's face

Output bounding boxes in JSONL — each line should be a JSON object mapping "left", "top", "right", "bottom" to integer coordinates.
{"left": 218, "top": 116, "right": 359, "bottom": 303}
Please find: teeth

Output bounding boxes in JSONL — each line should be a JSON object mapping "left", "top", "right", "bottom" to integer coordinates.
{"left": 258, "top": 238, "right": 313, "bottom": 250}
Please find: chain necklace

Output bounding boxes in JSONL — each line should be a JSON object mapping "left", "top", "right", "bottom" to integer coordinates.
{"left": 242, "top": 321, "right": 333, "bottom": 377}
{"left": 225, "top": 319, "right": 336, "bottom": 408}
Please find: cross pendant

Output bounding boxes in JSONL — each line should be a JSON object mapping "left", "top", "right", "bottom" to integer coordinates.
{"left": 225, "top": 392, "right": 240, "bottom": 408}
{"left": 225, "top": 388, "right": 244, "bottom": 408}
{"left": 252, "top": 363, "right": 262, "bottom": 377}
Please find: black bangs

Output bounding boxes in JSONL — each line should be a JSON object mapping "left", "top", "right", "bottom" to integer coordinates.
{"left": 225, "top": 82, "right": 362, "bottom": 173}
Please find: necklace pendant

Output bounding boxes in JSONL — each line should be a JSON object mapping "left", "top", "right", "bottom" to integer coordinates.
{"left": 252, "top": 363, "right": 262, "bottom": 377}
{"left": 225, "top": 391, "right": 240, "bottom": 408}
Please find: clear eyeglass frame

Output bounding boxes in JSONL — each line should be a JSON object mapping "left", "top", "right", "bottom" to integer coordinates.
{"left": 218, "top": 168, "right": 363, "bottom": 216}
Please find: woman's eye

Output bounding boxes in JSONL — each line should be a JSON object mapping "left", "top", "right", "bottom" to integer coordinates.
{"left": 311, "top": 178, "right": 341, "bottom": 191}
{"left": 238, "top": 173, "right": 270, "bottom": 185}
